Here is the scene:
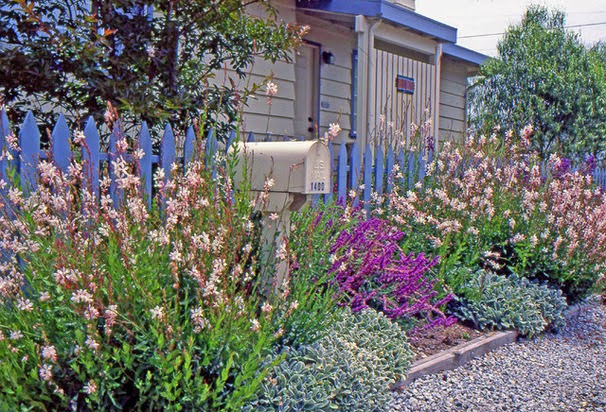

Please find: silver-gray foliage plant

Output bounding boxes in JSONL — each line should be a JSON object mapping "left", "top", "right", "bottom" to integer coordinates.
{"left": 455, "top": 270, "right": 568, "bottom": 337}
{"left": 243, "top": 308, "right": 414, "bottom": 412}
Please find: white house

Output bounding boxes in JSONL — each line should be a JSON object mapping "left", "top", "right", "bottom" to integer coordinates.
{"left": 234, "top": 0, "right": 487, "bottom": 152}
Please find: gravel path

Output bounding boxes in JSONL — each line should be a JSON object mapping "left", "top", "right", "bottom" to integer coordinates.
{"left": 390, "top": 299, "right": 606, "bottom": 412}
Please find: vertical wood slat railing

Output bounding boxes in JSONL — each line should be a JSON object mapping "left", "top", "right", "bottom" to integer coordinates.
{"left": 1, "top": 110, "right": 605, "bottom": 211}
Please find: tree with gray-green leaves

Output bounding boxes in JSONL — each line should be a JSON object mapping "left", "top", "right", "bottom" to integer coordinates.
{"left": 469, "top": 5, "right": 606, "bottom": 161}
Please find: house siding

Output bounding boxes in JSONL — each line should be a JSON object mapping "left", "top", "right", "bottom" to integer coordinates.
{"left": 299, "top": 13, "right": 355, "bottom": 143}
{"left": 210, "top": 0, "right": 298, "bottom": 138}
{"left": 439, "top": 57, "right": 469, "bottom": 143}
{"left": 216, "top": 1, "right": 480, "bottom": 148}
{"left": 212, "top": 2, "right": 358, "bottom": 142}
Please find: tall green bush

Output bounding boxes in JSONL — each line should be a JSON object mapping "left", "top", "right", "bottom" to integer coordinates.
{"left": 469, "top": 5, "right": 606, "bottom": 161}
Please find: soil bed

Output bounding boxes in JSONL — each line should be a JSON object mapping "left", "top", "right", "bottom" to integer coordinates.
{"left": 406, "top": 322, "right": 486, "bottom": 361}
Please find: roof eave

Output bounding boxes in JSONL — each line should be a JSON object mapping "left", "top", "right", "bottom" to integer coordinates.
{"left": 442, "top": 43, "right": 488, "bottom": 66}
{"left": 296, "top": 0, "right": 457, "bottom": 43}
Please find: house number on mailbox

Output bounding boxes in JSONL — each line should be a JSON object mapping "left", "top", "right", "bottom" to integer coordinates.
{"left": 310, "top": 159, "right": 327, "bottom": 192}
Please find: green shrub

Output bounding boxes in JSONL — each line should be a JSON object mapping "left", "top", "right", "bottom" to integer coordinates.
{"left": 453, "top": 270, "right": 567, "bottom": 337}
{"left": 243, "top": 308, "right": 414, "bottom": 412}
{"left": 0, "top": 146, "right": 302, "bottom": 410}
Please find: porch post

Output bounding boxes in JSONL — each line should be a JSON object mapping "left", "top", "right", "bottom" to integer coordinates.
{"left": 354, "top": 16, "right": 369, "bottom": 152}
{"left": 433, "top": 43, "right": 443, "bottom": 149}
{"left": 355, "top": 15, "right": 380, "bottom": 155}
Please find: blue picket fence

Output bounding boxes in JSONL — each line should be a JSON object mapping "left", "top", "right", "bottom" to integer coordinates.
{"left": 0, "top": 110, "right": 434, "bottom": 210}
{"left": 1, "top": 110, "right": 605, "bottom": 211}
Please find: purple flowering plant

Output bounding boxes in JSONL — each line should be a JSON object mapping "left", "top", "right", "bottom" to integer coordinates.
{"left": 329, "top": 217, "right": 456, "bottom": 329}
{"left": 284, "top": 201, "right": 363, "bottom": 344}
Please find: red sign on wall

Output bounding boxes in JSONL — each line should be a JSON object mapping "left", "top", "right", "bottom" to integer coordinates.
{"left": 396, "top": 75, "right": 415, "bottom": 95}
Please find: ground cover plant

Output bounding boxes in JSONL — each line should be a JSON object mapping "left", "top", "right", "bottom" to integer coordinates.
{"left": 243, "top": 308, "right": 414, "bottom": 412}
{"left": 451, "top": 269, "right": 567, "bottom": 337}
{"left": 0, "top": 129, "right": 311, "bottom": 410}
{"left": 385, "top": 129, "right": 606, "bottom": 304}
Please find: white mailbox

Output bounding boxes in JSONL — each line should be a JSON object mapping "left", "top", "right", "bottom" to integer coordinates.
{"left": 231, "top": 140, "right": 332, "bottom": 198}
{"left": 230, "top": 141, "right": 331, "bottom": 212}
{"left": 229, "top": 140, "right": 332, "bottom": 295}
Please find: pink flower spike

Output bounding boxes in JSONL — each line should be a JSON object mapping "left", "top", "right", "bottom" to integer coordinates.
{"left": 39, "top": 364, "right": 53, "bottom": 382}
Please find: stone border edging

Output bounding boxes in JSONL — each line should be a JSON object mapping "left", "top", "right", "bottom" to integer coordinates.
{"left": 391, "top": 330, "right": 519, "bottom": 390}
{"left": 391, "top": 299, "right": 595, "bottom": 390}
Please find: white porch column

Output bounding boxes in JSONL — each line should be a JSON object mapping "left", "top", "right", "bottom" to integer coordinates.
{"left": 355, "top": 16, "right": 381, "bottom": 154}
{"left": 433, "top": 43, "right": 443, "bottom": 148}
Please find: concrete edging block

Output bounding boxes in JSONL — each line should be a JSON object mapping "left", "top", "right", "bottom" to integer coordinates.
{"left": 392, "top": 330, "right": 518, "bottom": 390}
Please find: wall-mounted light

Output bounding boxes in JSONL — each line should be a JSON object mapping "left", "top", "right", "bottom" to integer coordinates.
{"left": 322, "top": 51, "right": 335, "bottom": 65}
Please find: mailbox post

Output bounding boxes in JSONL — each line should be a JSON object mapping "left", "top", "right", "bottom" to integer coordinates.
{"left": 231, "top": 140, "right": 331, "bottom": 294}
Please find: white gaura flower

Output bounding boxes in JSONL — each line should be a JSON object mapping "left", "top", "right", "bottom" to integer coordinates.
{"left": 150, "top": 306, "right": 165, "bottom": 321}
{"left": 328, "top": 123, "right": 342, "bottom": 139}
{"left": 265, "top": 81, "right": 278, "bottom": 97}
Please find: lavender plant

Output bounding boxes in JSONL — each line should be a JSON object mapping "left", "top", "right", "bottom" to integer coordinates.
{"left": 329, "top": 217, "right": 455, "bottom": 328}
{"left": 0, "top": 131, "right": 298, "bottom": 410}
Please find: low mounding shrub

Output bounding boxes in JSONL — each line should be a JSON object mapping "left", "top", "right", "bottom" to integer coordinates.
{"left": 386, "top": 130, "right": 606, "bottom": 302}
{"left": 453, "top": 269, "right": 567, "bottom": 337}
{"left": 0, "top": 136, "right": 301, "bottom": 410}
{"left": 329, "top": 217, "right": 455, "bottom": 328}
{"left": 242, "top": 308, "right": 413, "bottom": 412}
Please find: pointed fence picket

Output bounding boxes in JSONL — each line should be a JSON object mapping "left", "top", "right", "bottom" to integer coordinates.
{"left": 19, "top": 112, "right": 40, "bottom": 193}
{"left": 2, "top": 110, "right": 606, "bottom": 215}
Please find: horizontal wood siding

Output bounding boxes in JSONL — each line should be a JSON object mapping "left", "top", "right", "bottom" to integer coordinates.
{"left": 210, "top": 0, "right": 297, "bottom": 138}
{"left": 212, "top": 6, "right": 356, "bottom": 142}
{"left": 241, "top": 113, "right": 294, "bottom": 138}
{"left": 439, "top": 57, "right": 469, "bottom": 143}
{"left": 372, "top": 45, "right": 436, "bottom": 148}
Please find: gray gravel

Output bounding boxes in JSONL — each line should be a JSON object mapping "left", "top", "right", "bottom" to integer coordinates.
{"left": 390, "top": 298, "right": 606, "bottom": 412}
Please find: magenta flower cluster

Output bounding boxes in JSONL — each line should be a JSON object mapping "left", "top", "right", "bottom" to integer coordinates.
{"left": 329, "top": 217, "right": 455, "bottom": 328}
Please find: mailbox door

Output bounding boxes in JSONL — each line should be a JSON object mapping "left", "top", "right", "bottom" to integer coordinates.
{"left": 304, "top": 142, "right": 331, "bottom": 194}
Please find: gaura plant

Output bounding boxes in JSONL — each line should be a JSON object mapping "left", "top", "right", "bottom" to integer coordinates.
{"left": 386, "top": 128, "right": 606, "bottom": 302}
{"left": 0, "top": 129, "right": 299, "bottom": 411}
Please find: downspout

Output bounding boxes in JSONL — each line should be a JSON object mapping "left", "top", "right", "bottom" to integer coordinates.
{"left": 354, "top": 16, "right": 381, "bottom": 155}
{"left": 433, "top": 43, "right": 443, "bottom": 151}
